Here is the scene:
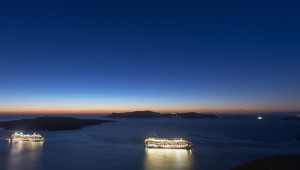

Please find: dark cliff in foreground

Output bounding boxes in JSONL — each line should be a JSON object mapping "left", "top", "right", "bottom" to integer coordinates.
{"left": 106, "top": 110, "right": 218, "bottom": 119}
{"left": 231, "top": 155, "right": 300, "bottom": 170}
{"left": 0, "top": 117, "right": 114, "bottom": 131}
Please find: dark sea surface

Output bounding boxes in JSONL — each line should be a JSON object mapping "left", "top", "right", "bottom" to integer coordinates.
{"left": 0, "top": 115, "right": 299, "bottom": 170}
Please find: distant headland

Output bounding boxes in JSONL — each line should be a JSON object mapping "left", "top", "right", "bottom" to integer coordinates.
{"left": 0, "top": 116, "right": 114, "bottom": 131}
{"left": 176, "top": 112, "right": 219, "bottom": 119}
{"left": 106, "top": 110, "right": 219, "bottom": 119}
{"left": 283, "top": 115, "right": 300, "bottom": 121}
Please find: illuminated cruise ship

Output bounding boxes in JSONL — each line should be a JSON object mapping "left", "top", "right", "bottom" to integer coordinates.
{"left": 8, "top": 132, "right": 45, "bottom": 143}
{"left": 145, "top": 138, "right": 192, "bottom": 149}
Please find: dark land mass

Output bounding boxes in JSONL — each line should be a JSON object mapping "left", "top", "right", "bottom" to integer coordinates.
{"left": 261, "top": 111, "right": 300, "bottom": 117}
{"left": 231, "top": 155, "right": 300, "bottom": 170}
{"left": 0, "top": 116, "right": 114, "bottom": 131}
{"left": 107, "top": 111, "right": 173, "bottom": 118}
{"left": 106, "top": 110, "right": 218, "bottom": 119}
{"left": 296, "top": 136, "right": 300, "bottom": 141}
{"left": 176, "top": 112, "right": 218, "bottom": 119}
{"left": 283, "top": 115, "right": 300, "bottom": 121}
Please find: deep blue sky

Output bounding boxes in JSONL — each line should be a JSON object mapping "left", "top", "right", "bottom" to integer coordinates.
{"left": 0, "top": 1, "right": 299, "bottom": 113}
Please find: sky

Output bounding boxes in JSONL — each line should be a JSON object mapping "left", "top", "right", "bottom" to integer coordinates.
{"left": 0, "top": 0, "right": 300, "bottom": 113}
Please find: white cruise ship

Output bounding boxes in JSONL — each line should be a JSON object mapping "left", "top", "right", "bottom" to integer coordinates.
{"left": 145, "top": 138, "right": 192, "bottom": 149}
{"left": 8, "top": 132, "right": 45, "bottom": 143}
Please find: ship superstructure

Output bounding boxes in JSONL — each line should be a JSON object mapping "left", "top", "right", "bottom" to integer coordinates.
{"left": 8, "top": 132, "right": 45, "bottom": 143}
{"left": 145, "top": 138, "right": 192, "bottom": 149}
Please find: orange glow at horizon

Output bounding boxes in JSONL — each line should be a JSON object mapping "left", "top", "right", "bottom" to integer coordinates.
{"left": 0, "top": 105, "right": 299, "bottom": 114}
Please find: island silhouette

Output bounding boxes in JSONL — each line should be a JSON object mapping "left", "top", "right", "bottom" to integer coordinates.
{"left": 0, "top": 116, "right": 114, "bottom": 131}
{"left": 106, "top": 110, "right": 218, "bottom": 119}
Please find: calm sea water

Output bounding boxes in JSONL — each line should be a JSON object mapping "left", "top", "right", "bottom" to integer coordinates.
{"left": 0, "top": 115, "right": 299, "bottom": 170}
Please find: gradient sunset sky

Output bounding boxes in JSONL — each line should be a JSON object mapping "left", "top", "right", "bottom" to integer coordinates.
{"left": 0, "top": 1, "right": 299, "bottom": 113}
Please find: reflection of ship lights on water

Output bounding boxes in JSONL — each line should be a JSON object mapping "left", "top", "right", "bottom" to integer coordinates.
{"left": 143, "top": 148, "right": 194, "bottom": 170}
{"left": 6, "top": 141, "right": 44, "bottom": 170}
{"left": 145, "top": 138, "right": 192, "bottom": 149}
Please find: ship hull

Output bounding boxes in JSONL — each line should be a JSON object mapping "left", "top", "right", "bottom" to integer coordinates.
{"left": 146, "top": 146, "right": 191, "bottom": 149}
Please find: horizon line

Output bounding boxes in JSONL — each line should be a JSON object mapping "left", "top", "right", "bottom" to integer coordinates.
{"left": 0, "top": 109, "right": 299, "bottom": 114}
